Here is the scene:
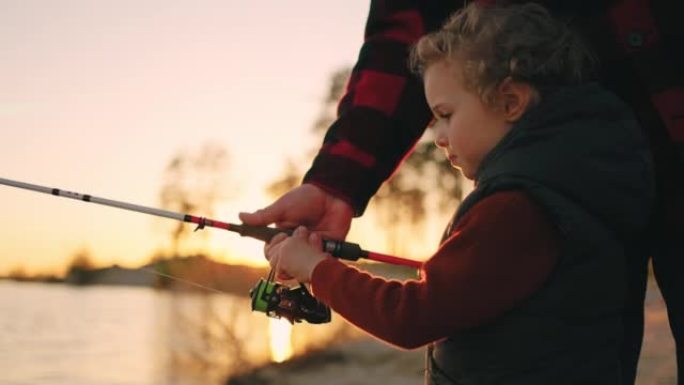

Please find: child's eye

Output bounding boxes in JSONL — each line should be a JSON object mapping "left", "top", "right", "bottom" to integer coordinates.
{"left": 428, "top": 111, "right": 452, "bottom": 128}
{"left": 435, "top": 112, "right": 452, "bottom": 121}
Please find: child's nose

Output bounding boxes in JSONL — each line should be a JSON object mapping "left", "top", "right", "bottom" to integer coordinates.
{"left": 434, "top": 132, "right": 448, "bottom": 149}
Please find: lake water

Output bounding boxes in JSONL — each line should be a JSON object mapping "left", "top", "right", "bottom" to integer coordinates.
{"left": 0, "top": 281, "right": 357, "bottom": 385}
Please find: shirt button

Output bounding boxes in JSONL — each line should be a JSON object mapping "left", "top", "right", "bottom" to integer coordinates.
{"left": 627, "top": 31, "right": 644, "bottom": 48}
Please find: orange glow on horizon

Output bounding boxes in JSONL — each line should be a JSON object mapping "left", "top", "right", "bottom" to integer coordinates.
{"left": 0, "top": 0, "right": 371, "bottom": 277}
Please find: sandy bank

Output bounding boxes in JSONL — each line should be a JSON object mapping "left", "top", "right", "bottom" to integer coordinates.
{"left": 227, "top": 338, "right": 424, "bottom": 385}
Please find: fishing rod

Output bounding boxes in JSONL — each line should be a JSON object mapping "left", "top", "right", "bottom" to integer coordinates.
{"left": 0, "top": 177, "right": 421, "bottom": 268}
{"left": 0, "top": 176, "right": 421, "bottom": 324}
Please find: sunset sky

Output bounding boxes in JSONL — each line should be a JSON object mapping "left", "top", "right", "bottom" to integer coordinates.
{"left": 0, "top": 0, "right": 385, "bottom": 275}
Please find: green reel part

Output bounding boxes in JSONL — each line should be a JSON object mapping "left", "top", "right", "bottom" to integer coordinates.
{"left": 249, "top": 276, "right": 331, "bottom": 324}
{"left": 250, "top": 278, "right": 277, "bottom": 314}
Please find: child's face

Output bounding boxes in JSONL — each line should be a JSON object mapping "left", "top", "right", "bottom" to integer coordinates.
{"left": 424, "top": 60, "right": 512, "bottom": 180}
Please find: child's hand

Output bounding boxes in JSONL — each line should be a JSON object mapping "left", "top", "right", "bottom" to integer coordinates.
{"left": 265, "top": 226, "right": 329, "bottom": 283}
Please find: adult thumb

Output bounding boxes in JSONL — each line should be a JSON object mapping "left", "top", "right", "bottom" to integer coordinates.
{"left": 239, "top": 205, "right": 280, "bottom": 226}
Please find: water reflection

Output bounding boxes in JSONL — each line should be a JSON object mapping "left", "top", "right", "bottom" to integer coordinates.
{"left": 269, "top": 318, "right": 293, "bottom": 362}
{"left": 164, "top": 290, "right": 267, "bottom": 384}
{"left": 0, "top": 281, "right": 358, "bottom": 385}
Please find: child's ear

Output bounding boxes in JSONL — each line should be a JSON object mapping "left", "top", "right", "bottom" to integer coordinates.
{"left": 497, "top": 77, "right": 537, "bottom": 122}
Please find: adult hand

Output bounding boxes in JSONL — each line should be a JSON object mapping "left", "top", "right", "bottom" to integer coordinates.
{"left": 265, "top": 226, "right": 329, "bottom": 283}
{"left": 239, "top": 183, "right": 354, "bottom": 240}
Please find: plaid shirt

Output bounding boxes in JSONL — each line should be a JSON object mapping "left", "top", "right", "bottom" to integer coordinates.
{"left": 303, "top": 0, "right": 684, "bottom": 225}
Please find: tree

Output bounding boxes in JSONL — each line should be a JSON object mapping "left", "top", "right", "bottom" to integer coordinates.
{"left": 68, "top": 248, "right": 95, "bottom": 271}
{"left": 267, "top": 68, "right": 352, "bottom": 196}
{"left": 373, "top": 138, "right": 463, "bottom": 254}
{"left": 159, "top": 143, "right": 232, "bottom": 256}
{"left": 64, "top": 247, "right": 96, "bottom": 285}
{"left": 8, "top": 267, "right": 28, "bottom": 281}
{"left": 266, "top": 160, "right": 302, "bottom": 199}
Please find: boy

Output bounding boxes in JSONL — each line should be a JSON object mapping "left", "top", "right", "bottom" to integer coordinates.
{"left": 265, "top": 3, "right": 653, "bottom": 384}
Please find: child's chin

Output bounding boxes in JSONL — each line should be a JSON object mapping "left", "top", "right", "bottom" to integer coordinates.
{"left": 458, "top": 167, "right": 475, "bottom": 180}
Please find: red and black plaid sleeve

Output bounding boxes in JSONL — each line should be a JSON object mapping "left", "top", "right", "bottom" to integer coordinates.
{"left": 302, "top": 1, "right": 458, "bottom": 215}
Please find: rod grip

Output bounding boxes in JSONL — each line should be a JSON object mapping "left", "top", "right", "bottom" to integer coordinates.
{"left": 234, "top": 224, "right": 293, "bottom": 242}
{"left": 235, "top": 224, "right": 364, "bottom": 261}
{"left": 322, "top": 240, "right": 364, "bottom": 261}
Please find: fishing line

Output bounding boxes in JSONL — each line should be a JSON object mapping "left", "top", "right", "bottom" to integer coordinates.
{"left": 140, "top": 266, "right": 228, "bottom": 295}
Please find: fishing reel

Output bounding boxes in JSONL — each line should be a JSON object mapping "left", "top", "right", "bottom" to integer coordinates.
{"left": 249, "top": 270, "right": 331, "bottom": 324}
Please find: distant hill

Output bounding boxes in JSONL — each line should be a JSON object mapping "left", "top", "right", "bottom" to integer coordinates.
{"left": 61, "top": 255, "right": 270, "bottom": 296}
{"left": 64, "top": 265, "right": 156, "bottom": 287}
{"left": 152, "top": 255, "right": 270, "bottom": 295}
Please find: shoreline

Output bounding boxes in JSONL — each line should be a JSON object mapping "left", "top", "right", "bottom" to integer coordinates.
{"left": 228, "top": 278, "right": 676, "bottom": 385}
{"left": 227, "top": 337, "right": 425, "bottom": 385}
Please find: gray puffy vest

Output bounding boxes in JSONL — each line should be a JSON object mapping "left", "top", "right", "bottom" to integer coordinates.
{"left": 426, "top": 83, "right": 654, "bottom": 385}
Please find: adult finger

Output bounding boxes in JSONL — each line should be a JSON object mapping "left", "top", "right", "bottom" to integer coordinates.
{"left": 275, "top": 221, "right": 299, "bottom": 229}
{"left": 239, "top": 202, "right": 283, "bottom": 227}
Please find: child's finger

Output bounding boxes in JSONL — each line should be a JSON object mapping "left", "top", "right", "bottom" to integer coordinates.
{"left": 264, "top": 234, "right": 287, "bottom": 261}
{"left": 277, "top": 270, "right": 294, "bottom": 281}
{"left": 264, "top": 244, "right": 276, "bottom": 261}
{"left": 265, "top": 233, "right": 288, "bottom": 254}
{"left": 293, "top": 225, "right": 308, "bottom": 239}
{"left": 268, "top": 253, "right": 280, "bottom": 270}
{"left": 308, "top": 232, "right": 323, "bottom": 250}
{"left": 270, "top": 232, "right": 289, "bottom": 244}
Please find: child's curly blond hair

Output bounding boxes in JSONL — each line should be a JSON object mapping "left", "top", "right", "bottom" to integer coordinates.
{"left": 410, "top": 2, "right": 595, "bottom": 105}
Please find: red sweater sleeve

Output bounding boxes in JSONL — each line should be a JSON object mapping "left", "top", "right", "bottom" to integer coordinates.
{"left": 310, "top": 190, "right": 560, "bottom": 349}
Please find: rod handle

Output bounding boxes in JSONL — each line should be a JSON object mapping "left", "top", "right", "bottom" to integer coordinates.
{"left": 233, "top": 224, "right": 293, "bottom": 242}
{"left": 322, "top": 239, "right": 363, "bottom": 261}
{"left": 234, "top": 224, "right": 363, "bottom": 261}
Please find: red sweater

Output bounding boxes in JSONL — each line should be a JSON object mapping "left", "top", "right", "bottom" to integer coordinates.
{"left": 311, "top": 190, "right": 561, "bottom": 349}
